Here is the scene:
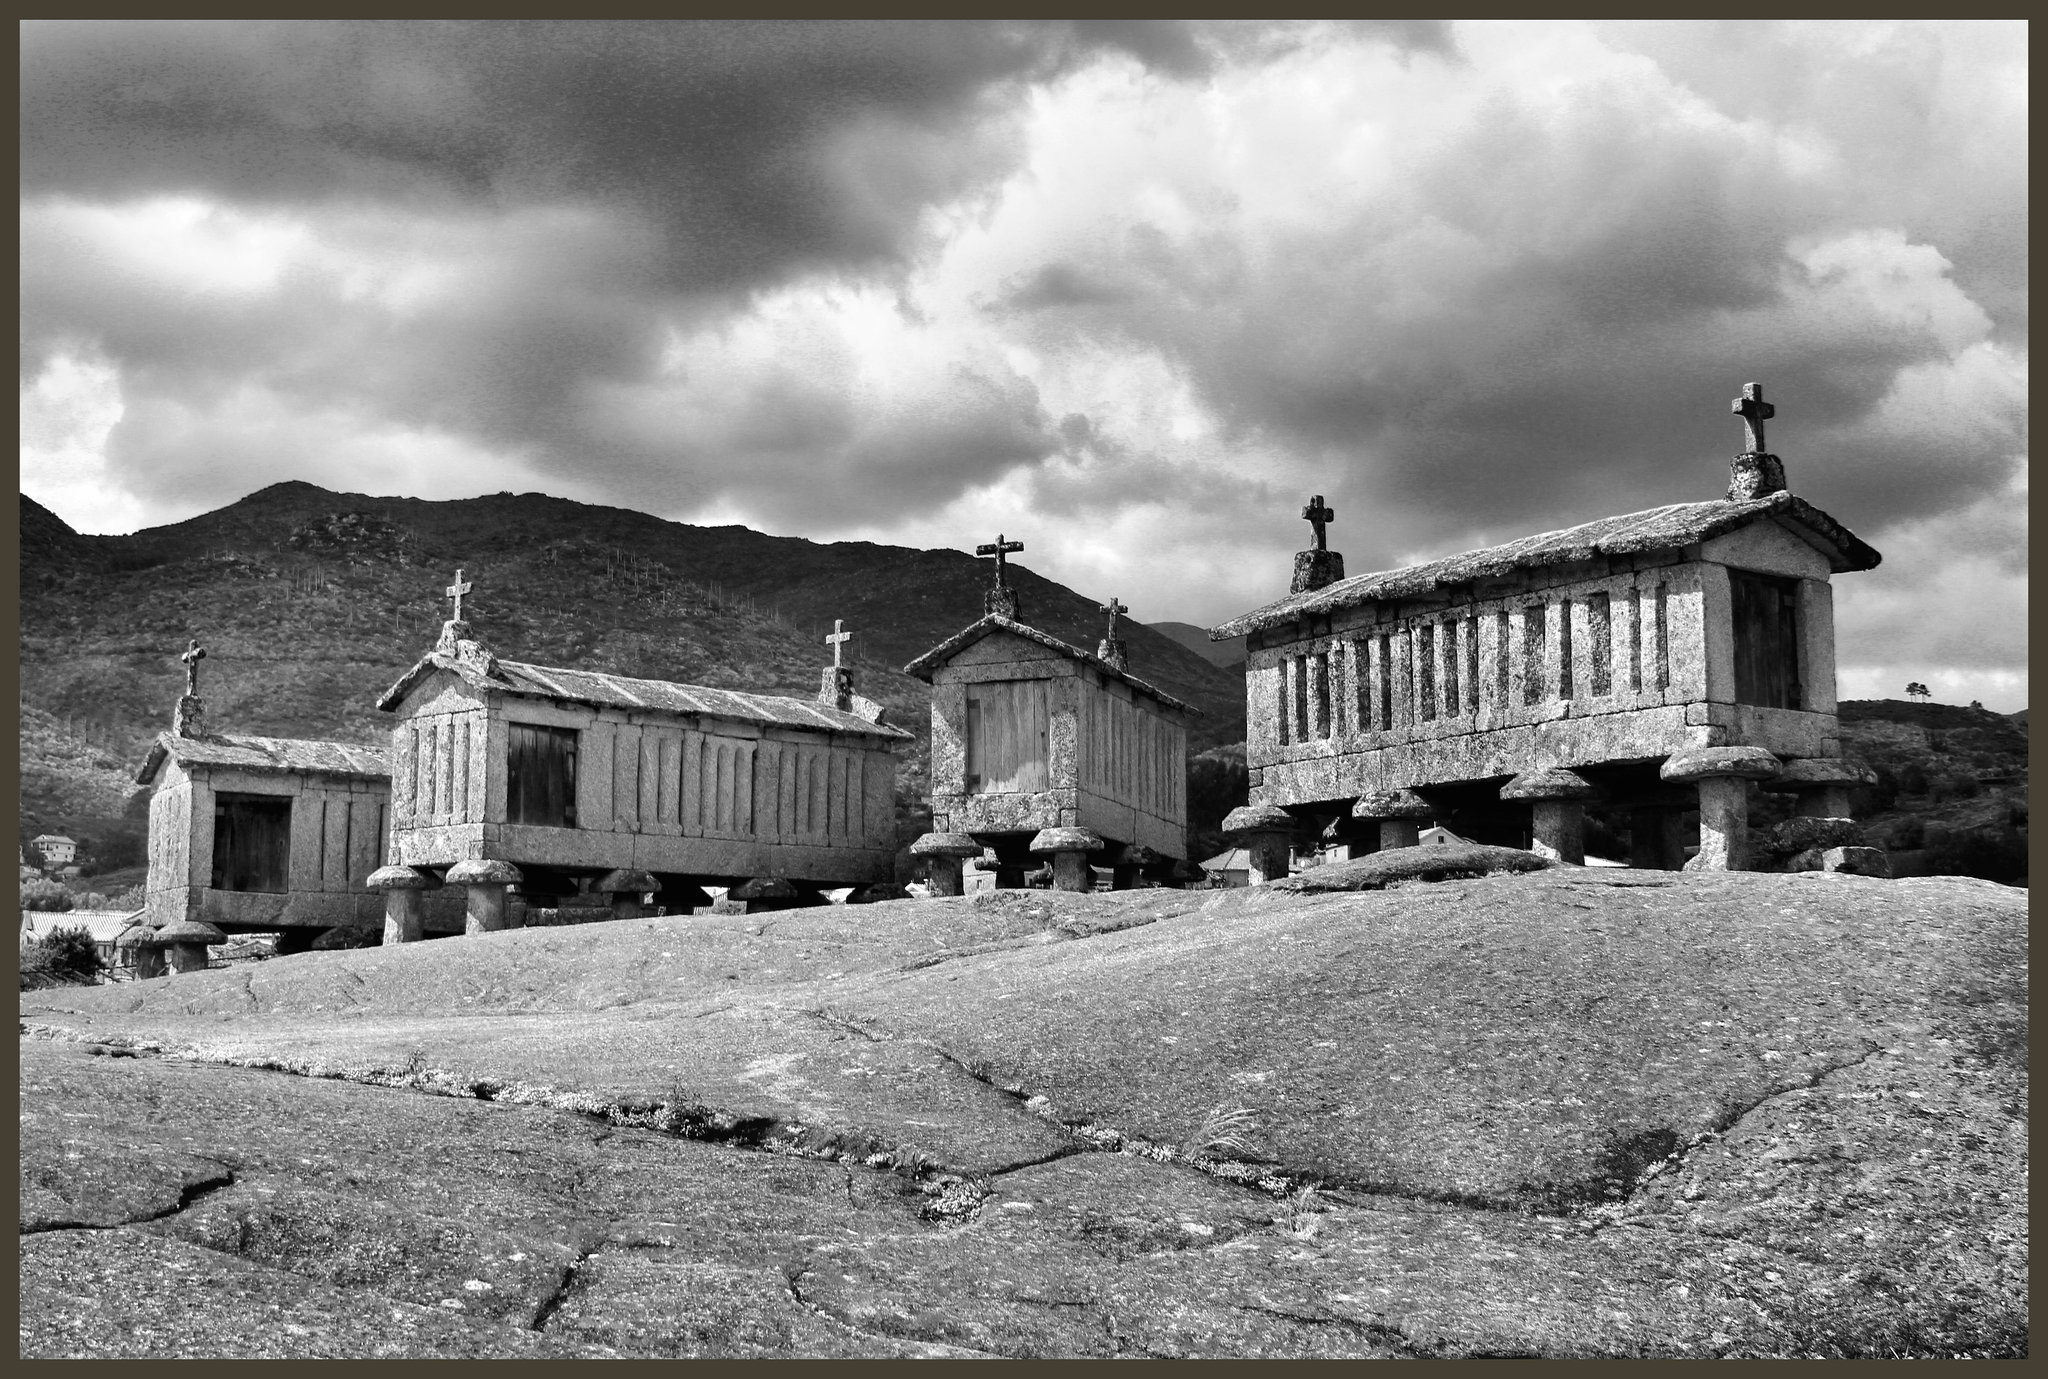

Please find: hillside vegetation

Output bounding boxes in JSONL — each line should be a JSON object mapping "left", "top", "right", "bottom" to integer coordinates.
{"left": 19, "top": 486, "right": 1247, "bottom": 859}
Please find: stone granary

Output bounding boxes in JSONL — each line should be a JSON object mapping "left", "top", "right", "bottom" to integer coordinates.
{"left": 135, "top": 639, "right": 405, "bottom": 953}
{"left": 1210, "top": 384, "right": 1881, "bottom": 876}
{"left": 905, "top": 538, "right": 1196, "bottom": 894}
{"left": 370, "top": 574, "right": 913, "bottom": 940}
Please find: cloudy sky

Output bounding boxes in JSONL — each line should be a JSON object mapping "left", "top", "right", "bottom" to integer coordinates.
{"left": 20, "top": 20, "right": 2028, "bottom": 708}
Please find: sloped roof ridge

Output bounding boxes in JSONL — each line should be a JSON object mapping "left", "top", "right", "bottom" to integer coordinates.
{"left": 1209, "top": 491, "right": 1879, "bottom": 640}
{"left": 902, "top": 614, "right": 1199, "bottom": 716}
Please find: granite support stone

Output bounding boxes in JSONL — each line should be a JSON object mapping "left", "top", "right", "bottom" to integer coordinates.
{"left": 597, "top": 869, "right": 660, "bottom": 923}
{"left": 1528, "top": 801, "right": 1586, "bottom": 866}
{"left": 1661, "top": 811, "right": 1696, "bottom": 871}
{"left": 1690, "top": 776, "right": 1750, "bottom": 871}
{"left": 1663, "top": 747, "right": 1781, "bottom": 873}
{"left": 369, "top": 863, "right": 440, "bottom": 945}
{"left": 156, "top": 920, "right": 224, "bottom": 974}
{"left": 1353, "top": 788, "right": 1432, "bottom": 854}
{"left": 910, "top": 832, "right": 981, "bottom": 898}
{"left": 446, "top": 859, "right": 524, "bottom": 936}
{"left": 1501, "top": 768, "right": 1596, "bottom": 866}
{"left": 1824, "top": 846, "right": 1891, "bottom": 878}
{"left": 1030, "top": 827, "right": 1104, "bottom": 894}
{"left": 1628, "top": 808, "right": 1665, "bottom": 869}
{"left": 1224, "top": 804, "right": 1297, "bottom": 885}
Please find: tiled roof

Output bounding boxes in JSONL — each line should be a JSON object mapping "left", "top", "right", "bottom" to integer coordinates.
{"left": 376, "top": 655, "right": 914, "bottom": 742}
{"left": 1209, "top": 492, "right": 1881, "bottom": 640}
{"left": 901, "top": 614, "right": 1200, "bottom": 716}
{"left": 137, "top": 732, "right": 390, "bottom": 786}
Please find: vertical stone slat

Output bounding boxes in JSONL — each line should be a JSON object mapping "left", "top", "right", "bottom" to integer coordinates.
{"left": 322, "top": 791, "right": 350, "bottom": 890}
{"left": 1417, "top": 624, "right": 1436, "bottom": 722}
{"left": 1654, "top": 581, "right": 1671, "bottom": 692}
{"left": 1557, "top": 597, "right": 1575, "bottom": 701}
{"left": 1495, "top": 610, "right": 1512, "bottom": 718}
{"left": 745, "top": 741, "right": 761, "bottom": 840}
{"left": 1522, "top": 605, "right": 1545, "bottom": 706}
{"left": 1464, "top": 615, "right": 1480, "bottom": 718}
{"left": 1590, "top": 591, "right": 1613, "bottom": 696}
{"left": 1441, "top": 619, "right": 1459, "bottom": 720}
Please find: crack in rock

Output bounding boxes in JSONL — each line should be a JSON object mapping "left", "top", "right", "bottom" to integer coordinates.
{"left": 528, "top": 1240, "right": 602, "bottom": 1332}
{"left": 22, "top": 1165, "right": 237, "bottom": 1236}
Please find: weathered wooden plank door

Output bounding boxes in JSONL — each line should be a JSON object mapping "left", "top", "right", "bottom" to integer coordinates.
{"left": 965, "top": 681, "right": 1050, "bottom": 793}
{"left": 1730, "top": 569, "right": 1801, "bottom": 709}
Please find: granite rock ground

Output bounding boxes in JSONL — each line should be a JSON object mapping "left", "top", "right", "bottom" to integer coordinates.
{"left": 20, "top": 869, "right": 2027, "bottom": 1358}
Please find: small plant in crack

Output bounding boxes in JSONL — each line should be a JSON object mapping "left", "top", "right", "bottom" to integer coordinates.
{"left": 1282, "top": 1184, "right": 1325, "bottom": 1238}
{"left": 886, "top": 1143, "right": 941, "bottom": 1178}
{"left": 1181, "top": 1104, "right": 1258, "bottom": 1160}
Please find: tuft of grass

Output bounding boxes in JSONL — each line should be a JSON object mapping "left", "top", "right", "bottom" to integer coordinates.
{"left": 1181, "top": 1103, "right": 1258, "bottom": 1160}
{"left": 1282, "top": 1184, "right": 1325, "bottom": 1237}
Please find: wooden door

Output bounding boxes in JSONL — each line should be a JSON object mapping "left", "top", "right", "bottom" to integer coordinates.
{"left": 965, "top": 681, "right": 1050, "bottom": 793}
{"left": 1730, "top": 570, "right": 1801, "bottom": 709}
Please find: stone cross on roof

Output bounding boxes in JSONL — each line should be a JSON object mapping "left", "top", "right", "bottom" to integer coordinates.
{"left": 1099, "top": 596, "right": 1127, "bottom": 642}
{"left": 1301, "top": 495, "right": 1334, "bottom": 552}
{"left": 180, "top": 638, "right": 206, "bottom": 696}
{"left": 1731, "top": 382, "right": 1774, "bottom": 454}
{"left": 825, "top": 619, "right": 852, "bottom": 667}
{"left": 445, "top": 569, "right": 474, "bottom": 621}
{"left": 975, "top": 534, "right": 1023, "bottom": 587}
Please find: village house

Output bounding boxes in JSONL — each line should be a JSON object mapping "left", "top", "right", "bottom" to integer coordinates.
{"left": 1211, "top": 384, "right": 1882, "bottom": 879}
{"left": 904, "top": 536, "right": 1196, "bottom": 894}
{"left": 370, "top": 573, "right": 913, "bottom": 940}
{"left": 29, "top": 834, "right": 77, "bottom": 871}
{"left": 135, "top": 639, "right": 401, "bottom": 954}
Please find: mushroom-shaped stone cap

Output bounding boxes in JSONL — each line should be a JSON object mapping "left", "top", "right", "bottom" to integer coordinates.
{"left": 910, "top": 831, "right": 983, "bottom": 858}
{"left": 595, "top": 868, "right": 659, "bottom": 895}
{"left": 1223, "top": 803, "right": 1297, "bottom": 836}
{"left": 1030, "top": 826, "right": 1105, "bottom": 855}
{"left": 1760, "top": 758, "right": 1877, "bottom": 792}
{"left": 367, "top": 864, "right": 441, "bottom": 892}
{"left": 1353, "top": 788, "right": 1433, "bottom": 820}
{"left": 155, "top": 919, "right": 226, "bottom": 944}
{"left": 730, "top": 876, "right": 802, "bottom": 901}
{"left": 445, "top": 858, "right": 524, "bottom": 887}
{"left": 1116, "top": 843, "right": 1163, "bottom": 866}
{"left": 1499, "top": 767, "right": 1597, "bottom": 802}
{"left": 114, "top": 924, "right": 164, "bottom": 949}
{"left": 1660, "top": 746, "right": 1782, "bottom": 784}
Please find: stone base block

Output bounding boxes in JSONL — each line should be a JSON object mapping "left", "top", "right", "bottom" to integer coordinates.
{"left": 1823, "top": 846, "right": 1891, "bottom": 878}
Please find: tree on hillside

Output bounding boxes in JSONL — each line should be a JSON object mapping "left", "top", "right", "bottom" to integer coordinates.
{"left": 1905, "top": 682, "right": 1932, "bottom": 700}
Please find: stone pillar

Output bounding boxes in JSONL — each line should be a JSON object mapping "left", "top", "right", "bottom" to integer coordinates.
{"left": 156, "top": 920, "right": 224, "bottom": 974}
{"left": 1030, "top": 827, "right": 1105, "bottom": 894}
{"left": 1224, "top": 804, "right": 1298, "bottom": 886}
{"left": 1112, "top": 844, "right": 1160, "bottom": 891}
{"left": 446, "top": 859, "right": 524, "bottom": 936}
{"left": 1354, "top": 788, "right": 1433, "bottom": 854}
{"left": 1500, "top": 768, "right": 1597, "bottom": 865}
{"left": 596, "top": 869, "right": 660, "bottom": 923}
{"left": 1660, "top": 811, "right": 1696, "bottom": 871}
{"left": 1661, "top": 747, "right": 1782, "bottom": 873}
{"left": 132, "top": 942, "right": 167, "bottom": 980}
{"left": 368, "top": 864, "right": 440, "bottom": 945}
{"left": 1628, "top": 808, "right": 1665, "bottom": 869}
{"left": 1762, "top": 759, "right": 1873, "bottom": 823}
{"left": 910, "top": 832, "right": 982, "bottom": 897}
